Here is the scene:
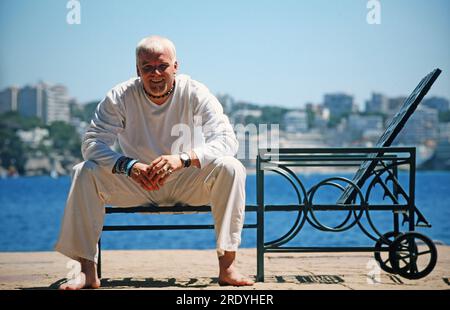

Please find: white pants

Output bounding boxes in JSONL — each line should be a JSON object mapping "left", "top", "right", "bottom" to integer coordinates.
{"left": 54, "top": 156, "right": 247, "bottom": 263}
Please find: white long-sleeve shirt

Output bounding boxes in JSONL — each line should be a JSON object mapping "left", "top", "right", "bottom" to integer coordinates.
{"left": 82, "top": 74, "right": 238, "bottom": 172}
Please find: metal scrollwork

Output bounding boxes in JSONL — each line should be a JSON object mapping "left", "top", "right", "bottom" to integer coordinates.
{"left": 263, "top": 165, "right": 308, "bottom": 248}
{"left": 307, "top": 177, "right": 366, "bottom": 232}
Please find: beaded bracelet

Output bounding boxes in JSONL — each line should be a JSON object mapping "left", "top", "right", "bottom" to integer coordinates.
{"left": 126, "top": 159, "right": 139, "bottom": 177}
{"left": 113, "top": 156, "right": 134, "bottom": 174}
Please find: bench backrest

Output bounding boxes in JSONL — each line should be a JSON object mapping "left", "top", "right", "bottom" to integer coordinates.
{"left": 337, "top": 68, "right": 442, "bottom": 204}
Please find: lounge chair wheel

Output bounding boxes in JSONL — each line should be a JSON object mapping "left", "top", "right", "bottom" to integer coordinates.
{"left": 388, "top": 232, "right": 437, "bottom": 280}
{"left": 374, "top": 231, "right": 403, "bottom": 274}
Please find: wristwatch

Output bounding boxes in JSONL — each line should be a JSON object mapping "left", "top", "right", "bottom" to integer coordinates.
{"left": 179, "top": 152, "right": 191, "bottom": 168}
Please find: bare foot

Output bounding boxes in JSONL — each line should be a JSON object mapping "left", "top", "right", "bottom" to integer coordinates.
{"left": 219, "top": 266, "right": 254, "bottom": 286}
{"left": 59, "top": 272, "right": 101, "bottom": 290}
{"left": 59, "top": 258, "right": 101, "bottom": 290}
{"left": 218, "top": 251, "right": 254, "bottom": 287}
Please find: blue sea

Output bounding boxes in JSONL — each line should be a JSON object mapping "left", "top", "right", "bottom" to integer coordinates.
{"left": 0, "top": 172, "right": 449, "bottom": 252}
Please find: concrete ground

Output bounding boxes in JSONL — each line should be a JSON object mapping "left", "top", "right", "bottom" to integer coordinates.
{"left": 0, "top": 246, "right": 449, "bottom": 290}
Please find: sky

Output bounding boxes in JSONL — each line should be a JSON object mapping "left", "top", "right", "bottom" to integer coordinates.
{"left": 0, "top": 0, "right": 449, "bottom": 108}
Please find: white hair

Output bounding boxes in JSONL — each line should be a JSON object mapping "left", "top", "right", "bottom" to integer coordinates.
{"left": 135, "top": 35, "right": 177, "bottom": 64}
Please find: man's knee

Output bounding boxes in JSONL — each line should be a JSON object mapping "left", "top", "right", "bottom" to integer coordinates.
{"left": 213, "top": 156, "right": 246, "bottom": 179}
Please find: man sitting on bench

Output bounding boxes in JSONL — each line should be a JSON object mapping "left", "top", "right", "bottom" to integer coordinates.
{"left": 55, "top": 35, "right": 254, "bottom": 289}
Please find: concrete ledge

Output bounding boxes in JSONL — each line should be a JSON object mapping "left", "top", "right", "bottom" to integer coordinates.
{"left": 0, "top": 246, "right": 449, "bottom": 290}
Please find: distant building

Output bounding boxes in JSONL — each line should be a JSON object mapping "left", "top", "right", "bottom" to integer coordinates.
{"left": 18, "top": 84, "right": 46, "bottom": 119}
{"left": 439, "top": 122, "right": 450, "bottom": 140}
{"left": 45, "top": 84, "right": 70, "bottom": 124}
{"left": 324, "top": 93, "right": 355, "bottom": 119}
{"left": 348, "top": 114, "right": 383, "bottom": 132}
{"left": 284, "top": 110, "right": 308, "bottom": 133}
{"left": 232, "top": 109, "right": 262, "bottom": 123}
{"left": 17, "top": 82, "right": 70, "bottom": 124}
{"left": 0, "top": 86, "right": 19, "bottom": 113}
{"left": 311, "top": 105, "right": 330, "bottom": 129}
{"left": 16, "top": 127, "right": 50, "bottom": 148}
{"left": 323, "top": 120, "right": 351, "bottom": 147}
{"left": 397, "top": 106, "right": 439, "bottom": 145}
{"left": 422, "top": 96, "right": 449, "bottom": 112}
{"left": 361, "top": 128, "right": 385, "bottom": 145}
{"left": 365, "top": 92, "right": 389, "bottom": 114}
{"left": 280, "top": 130, "right": 326, "bottom": 148}
{"left": 24, "top": 156, "right": 52, "bottom": 176}
{"left": 421, "top": 122, "right": 450, "bottom": 170}
{"left": 436, "top": 123, "right": 450, "bottom": 167}
{"left": 387, "top": 97, "right": 407, "bottom": 118}
{"left": 347, "top": 114, "right": 384, "bottom": 143}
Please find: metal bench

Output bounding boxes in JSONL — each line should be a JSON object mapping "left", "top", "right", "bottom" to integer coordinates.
{"left": 98, "top": 203, "right": 298, "bottom": 280}
{"left": 97, "top": 204, "right": 258, "bottom": 278}
{"left": 255, "top": 68, "right": 441, "bottom": 281}
{"left": 98, "top": 68, "right": 441, "bottom": 282}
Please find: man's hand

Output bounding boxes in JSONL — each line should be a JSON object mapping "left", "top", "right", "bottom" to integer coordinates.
{"left": 129, "top": 162, "right": 160, "bottom": 191}
{"left": 147, "top": 155, "right": 184, "bottom": 188}
{"left": 129, "top": 153, "right": 198, "bottom": 191}
{"left": 129, "top": 157, "right": 181, "bottom": 191}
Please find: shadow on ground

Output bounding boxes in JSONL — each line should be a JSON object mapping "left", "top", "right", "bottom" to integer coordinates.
{"left": 100, "top": 277, "right": 214, "bottom": 288}
{"left": 19, "top": 274, "right": 350, "bottom": 289}
{"left": 21, "top": 277, "right": 220, "bottom": 289}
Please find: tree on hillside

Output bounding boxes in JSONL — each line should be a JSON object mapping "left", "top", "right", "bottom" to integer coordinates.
{"left": 82, "top": 101, "right": 100, "bottom": 122}
{"left": 0, "top": 127, "right": 26, "bottom": 173}
{"left": 47, "top": 121, "right": 81, "bottom": 157}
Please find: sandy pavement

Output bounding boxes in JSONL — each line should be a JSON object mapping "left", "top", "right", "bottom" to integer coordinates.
{"left": 0, "top": 246, "right": 449, "bottom": 290}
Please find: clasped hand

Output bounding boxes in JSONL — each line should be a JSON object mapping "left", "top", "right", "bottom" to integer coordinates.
{"left": 129, "top": 155, "right": 183, "bottom": 191}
